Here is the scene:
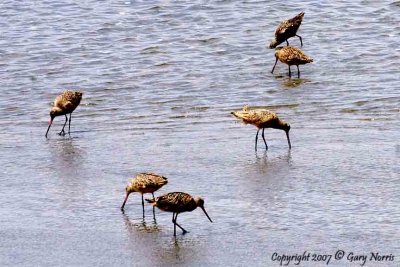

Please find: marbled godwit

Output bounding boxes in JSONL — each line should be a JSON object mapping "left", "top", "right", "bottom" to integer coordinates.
{"left": 231, "top": 106, "right": 291, "bottom": 151}
{"left": 45, "top": 90, "right": 83, "bottom": 137}
{"left": 146, "top": 192, "right": 212, "bottom": 236}
{"left": 271, "top": 46, "right": 313, "bottom": 78}
{"left": 269, "top": 12, "right": 305, "bottom": 48}
{"left": 121, "top": 172, "right": 168, "bottom": 211}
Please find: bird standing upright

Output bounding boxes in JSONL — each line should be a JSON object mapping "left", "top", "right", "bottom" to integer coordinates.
{"left": 146, "top": 192, "right": 212, "bottom": 236}
{"left": 45, "top": 90, "right": 83, "bottom": 137}
{"left": 231, "top": 105, "right": 291, "bottom": 151}
{"left": 121, "top": 172, "right": 168, "bottom": 212}
{"left": 269, "top": 12, "right": 305, "bottom": 48}
{"left": 271, "top": 46, "right": 313, "bottom": 78}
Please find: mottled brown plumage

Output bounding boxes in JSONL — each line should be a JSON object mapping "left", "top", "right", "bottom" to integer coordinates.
{"left": 231, "top": 105, "right": 291, "bottom": 151}
{"left": 45, "top": 90, "right": 83, "bottom": 137}
{"left": 121, "top": 172, "right": 168, "bottom": 211}
{"left": 271, "top": 46, "right": 313, "bottom": 78}
{"left": 146, "top": 192, "right": 212, "bottom": 236}
{"left": 269, "top": 12, "right": 305, "bottom": 48}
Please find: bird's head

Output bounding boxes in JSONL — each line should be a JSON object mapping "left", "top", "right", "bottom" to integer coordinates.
{"left": 274, "top": 47, "right": 284, "bottom": 57}
{"left": 49, "top": 107, "right": 63, "bottom": 120}
{"left": 194, "top": 197, "right": 204, "bottom": 207}
{"left": 121, "top": 183, "right": 134, "bottom": 210}
{"left": 280, "top": 121, "right": 292, "bottom": 149}
{"left": 282, "top": 122, "right": 290, "bottom": 132}
{"left": 125, "top": 183, "right": 136, "bottom": 194}
{"left": 269, "top": 39, "right": 279, "bottom": 49}
{"left": 45, "top": 107, "right": 63, "bottom": 137}
{"left": 194, "top": 196, "right": 213, "bottom": 223}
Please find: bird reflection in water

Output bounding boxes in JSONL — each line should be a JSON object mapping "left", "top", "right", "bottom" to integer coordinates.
{"left": 122, "top": 210, "right": 201, "bottom": 266}
{"left": 254, "top": 149, "right": 292, "bottom": 170}
{"left": 121, "top": 210, "right": 160, "bottom": 234}
{"left": 259, "top": 147, "right": 291, "bottom": 160}
{"left": 281, "top": 77, "right": 310, "bottom": 88}
{"left": 163, "top": 233, "right": 200, "bottom": 263}
{"left": 47, "top": 137, "right": 86, "bottom": 173}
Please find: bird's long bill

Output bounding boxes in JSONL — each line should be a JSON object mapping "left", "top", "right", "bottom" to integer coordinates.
{"left": 286, "top": 130, "right": 292, "bottom": 149}
{"left": 201, "top": 207, "right": 213, "bottom": 223}
{"left": 271, "top": 57, "right": 278, "bottom": 74}
{"left": 121, "top": 193, "right": 130, "bottom": 210}
{"left": 45, "top": 118, "right": 53, "bottom": 137}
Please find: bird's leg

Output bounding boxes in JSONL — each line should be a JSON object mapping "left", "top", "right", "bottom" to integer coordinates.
{"left": 152, "top": 206, "right": 156, "bottom": 222}
{"left": 172, "top": 213, "right": 176, "bottom": 236}
{"left": 296, "top": 34, "right": 303, "bottom": 47}
{"left": 59, "top": 115, "right": 68, "bottom": 135}
{"left": 174, "top": 213, "right": 187, "bottom": 234}
{"left": 271, "top": 58, "right": 278, "bottom": 74}
{"left": 288, "top": 66, "right": 292, "bottom": 78}
{"left": 151, "top": 193, "right": 156, "bottom": 220}
{"left": 255, "top": 129, "right": 260, "bottom": 151}
{"left": 286, "top": 40, "right": 289, "bottom": 46}
{"left": 261, "top": 128, "right": 268, "bottom": 151}
{"left": 141, "top": 194, "right": 145, "bottom": 216}
{"left": 296, "top": 65, "right": 300, "bottom": 78}
{"left": 68, "top": 113, "right": 72, "bottom": 135}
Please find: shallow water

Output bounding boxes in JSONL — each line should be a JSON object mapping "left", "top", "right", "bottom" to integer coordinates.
{"left": 0, "top": 0, "right": 399, "bottom": 266}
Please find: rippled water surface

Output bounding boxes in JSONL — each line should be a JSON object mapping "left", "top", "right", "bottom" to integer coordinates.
{"left": 1, "top": 0, "right": 399, "bottom": 266}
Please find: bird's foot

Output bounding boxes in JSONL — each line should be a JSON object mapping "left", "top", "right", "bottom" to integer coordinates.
{"left": 182, "top": 230, "right": 188, "bottom": 235}
{"left": 58, "top": 130, "right": 65, "bottom": 136}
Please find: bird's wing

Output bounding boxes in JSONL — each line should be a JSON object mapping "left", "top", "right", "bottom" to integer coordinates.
{"left": 156, "top": 192, "right": 193, "bottom": 211}
{"left": 54, "top": 97, "right": 73, "bottom": 111}
{"left": 276, "top": 20, "right": 291, "bottom": 36}
{"left": 285, "top": 47, "right": 312, "bottom": 63}
{"left": 63, "top": 90, "right": 82, "bottom": 102}
{"left": 256, "top": 109, "right": 279, "bottom": 124}
{"left": 54, "top": 91, "right": 82, "bottom": 112}
{"left": 290, "top": 12, "right": 305, "bottom": 24}
{"left": 136, "top": 173, "right": 168, "bottom": 188}
{"left": 63, "top": 91, "right": 82, "bottom": 107}
{"left": 276, "top": 12, "right": 304, "bottom": 37}
{"left": 232, "top": 108, "right": 278, "bottom": 125}
{"left": 61, "top": 101, "right": 75, "bottom": 111}
{"left": 140, "top": 172, "right": 168, "bottom": 181}
{"left": 134, "top": 175, "right": 155, "bottom": 189}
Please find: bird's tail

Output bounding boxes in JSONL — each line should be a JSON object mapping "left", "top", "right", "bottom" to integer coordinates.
{"left": 231, "top": 105, "right": 251, "bottom": 122}
{"left": 231, "top": 111, "right": 245, "bottom": 121}
{"left": 297, "top": 11, "right": 305, "bottom": 19}
{"left": 145, "top": 198, "right": 156, "bottom": 205}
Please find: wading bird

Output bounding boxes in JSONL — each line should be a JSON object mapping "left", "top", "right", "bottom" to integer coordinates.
{"left": 146, "top": 192, "right": 212, "bottom": 236}
{"left": 45, "top": 90, "right": 83, "bottom": 137}
{"left": 269, "top": 12, "right": 305, "bottom": 48}
{"left": 271, "top": 46, "right": 313, "bottom": 78}
{"left": 121, "top": 173, "right": 168, "bottom": 212}
{"left": 231, "top": 106, "right": 291, "bottom": 151}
